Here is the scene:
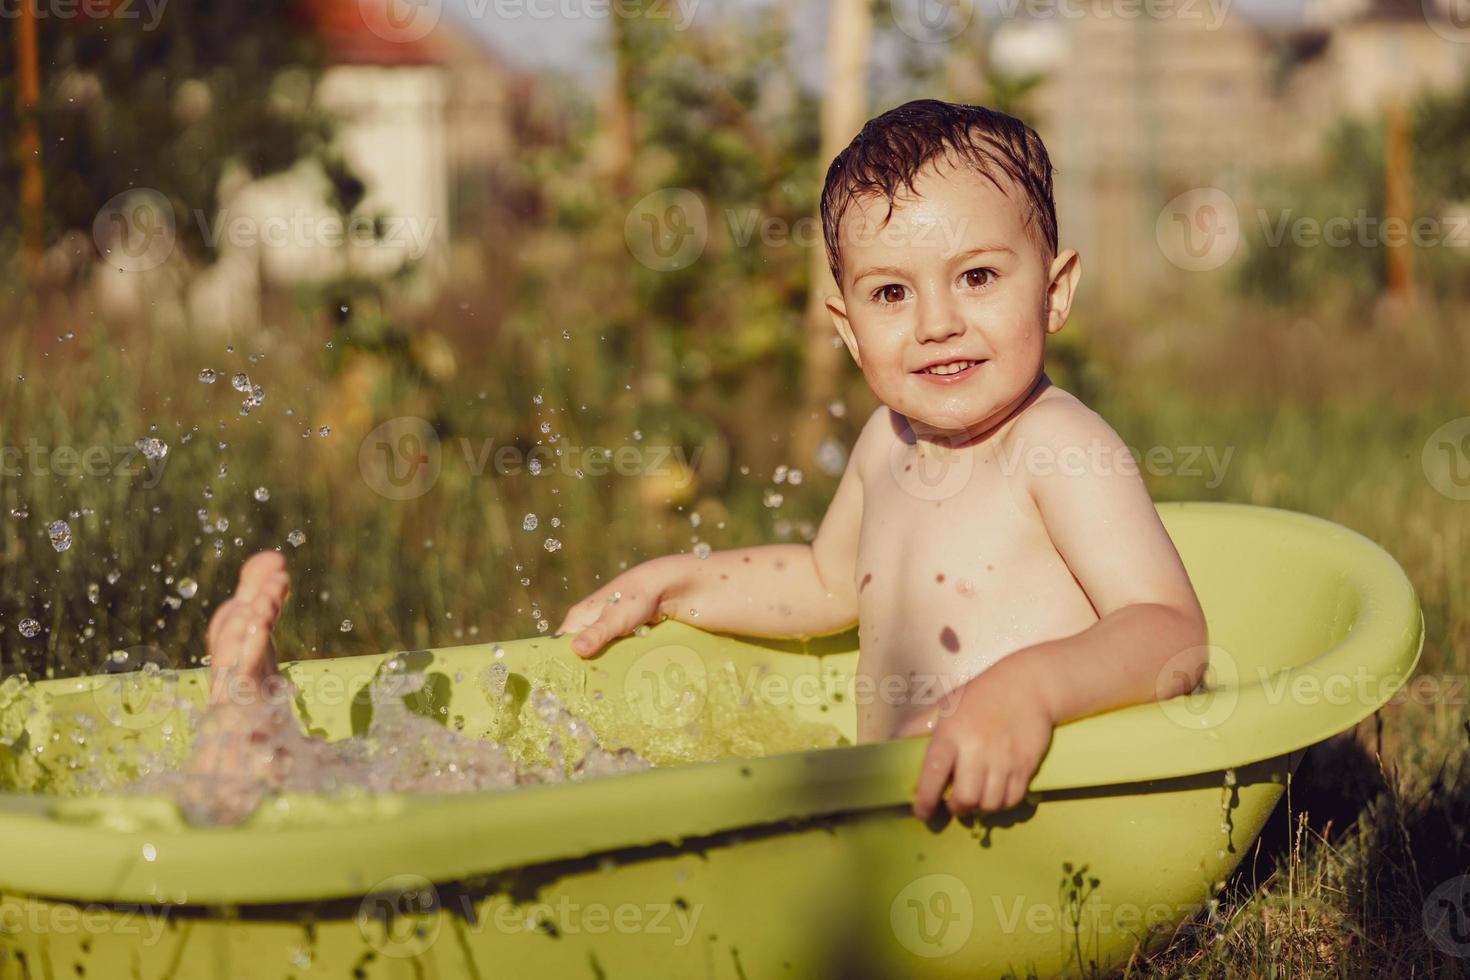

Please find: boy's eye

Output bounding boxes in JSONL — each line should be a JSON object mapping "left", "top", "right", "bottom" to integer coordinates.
{"left": 962, "top": 268, "right": 995, "bottom": 289}
{"left": 873, "top": 284, "right": 908, "bottom": 305}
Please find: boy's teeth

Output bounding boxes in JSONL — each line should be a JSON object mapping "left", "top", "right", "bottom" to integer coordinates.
{"left": 924, "top": 360, "right": 977, "bottom": 376}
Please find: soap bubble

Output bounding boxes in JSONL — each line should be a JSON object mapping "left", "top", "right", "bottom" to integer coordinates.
{"left": 287, "top": 530, "right": 306, "bottom": 548}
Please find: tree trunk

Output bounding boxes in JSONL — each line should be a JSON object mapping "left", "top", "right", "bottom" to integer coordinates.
{"left": 792, "top": 0, "right": 873, "bottom": 468}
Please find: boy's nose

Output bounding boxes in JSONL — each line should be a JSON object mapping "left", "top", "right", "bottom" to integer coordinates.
{"left": 912, "top": 294, "right": 964, "bottom": 344}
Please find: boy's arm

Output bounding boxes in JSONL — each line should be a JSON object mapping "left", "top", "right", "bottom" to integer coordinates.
{"left": 904, "top": 403, "right": 1208, "bottom": 817}
{"left": 557, "top": 428, "right": 867, "bottom": 657}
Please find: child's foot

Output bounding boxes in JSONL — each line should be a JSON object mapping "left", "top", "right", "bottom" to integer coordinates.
{"left": 205, "top": 551, "right": 290, "bottom": 706}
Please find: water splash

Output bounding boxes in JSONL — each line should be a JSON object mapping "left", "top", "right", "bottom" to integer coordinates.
{"left": 47, "top": 520, "right": 72, "bottom": 552}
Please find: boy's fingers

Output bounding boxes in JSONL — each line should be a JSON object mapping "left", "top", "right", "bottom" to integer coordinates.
{"left": 1002, "top": 773, "right": 1029, "bottom": 811}
{"left": 978, "top": 766, "right": 1010, "bottom": 813}
{"left": 949, "top": 753, "right": 985, "bottom": 815}
{"left": 912, "top": 738, "right": 956, "bottom": 819}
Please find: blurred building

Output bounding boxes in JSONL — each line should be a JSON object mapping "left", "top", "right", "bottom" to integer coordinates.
{"left": 187, "top": 0, "right": 521, "bottom": 332}
{"left": 993, "top": 0, "right": 1470, "bottom": 309}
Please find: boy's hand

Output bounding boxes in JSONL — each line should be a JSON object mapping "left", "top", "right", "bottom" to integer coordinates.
{"left": 555, "top": 566, "right": 672, "bottom": 658}
{"left": 896, "top": 660, "right": 1056, "bottom": 820}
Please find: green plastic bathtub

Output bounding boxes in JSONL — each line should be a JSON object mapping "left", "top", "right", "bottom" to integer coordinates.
{"left": 0, "top": 503, "right": 1422, "bottom": 979}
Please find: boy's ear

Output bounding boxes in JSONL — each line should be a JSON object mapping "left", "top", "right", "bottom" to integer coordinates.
{"left": 825, "top": 292, "right": 862, "bottom": 368}
{"left": 1044, "top": 248, "right": 1082, "bottom": 335}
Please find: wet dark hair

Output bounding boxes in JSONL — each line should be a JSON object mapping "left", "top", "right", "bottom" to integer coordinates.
{"left": 819, "top": 99, "right": 1058, "bottom": 286}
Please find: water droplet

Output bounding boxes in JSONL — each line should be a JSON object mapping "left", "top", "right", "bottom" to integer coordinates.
{"left": 528, "top": 459, "right": 542, "bottom": 476}
{"left": 176, "top": 578, "right": 198, "bottom": 599}
{"left": 787, "top": 468, "right": 804, "bottom": 486}
{"left": 318, "top": 425, "right": 330, "bottom": 438}
{"left": 253, "top": 487, "right": 270, "bottom": 503}
{"left": 18, "top": 619, "right": 41, "bottom": 638}
{"left": 763, "top": 490, "right": 784, "bottom": 508}
{"left": 540, "top": 421, "right": 552, "bottom": 434}
{"left": 287, "top": 530, "right": 306, "bottom": 548}
{"left": 135, "top": 437, "right": 169, "bottom": 461}
{"left": 142, "top": 843, "right": 157, "bottom": 862}
{"left": 9, "top": 507, "right": 27, "bottom": 519}
{"left": 86, "top": 583, "right": 99, "bottom": 605}
{"left": 543, "top": 538, "right": 562, "bottom": 553}
{"left": 689, "top": 513, "right": 702, "bottom": 527}
{"left": 522, "top": 514, "right": 538, "bottom": 531}
{"left": 198, "top": 368, "right": 216, "bottom": 384}
{"left": 340, "top": 620, "right": 354, "bottom": 633}
{"left": 693, "top": 542, "right": 712, "bottom": 559}
{"left": 47, "top": 520, "right": 72, "bottom": 552}
{"left": 231, "top": 372, "right": 251, "bottom": 393}
{"left": 532, "top": 394, "right": 544, "bottom": 405}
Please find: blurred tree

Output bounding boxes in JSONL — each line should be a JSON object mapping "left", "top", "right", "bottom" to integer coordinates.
{"left": 0, "top": 0, "right": 330, "bottom": 279}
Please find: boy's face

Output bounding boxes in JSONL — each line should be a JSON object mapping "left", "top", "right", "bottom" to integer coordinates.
{"left": 826, "top": 157, "right": 1080, "bottom": 441}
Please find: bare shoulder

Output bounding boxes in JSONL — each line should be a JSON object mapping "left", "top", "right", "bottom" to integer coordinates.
{"left": 1002, "top": 383, "right": 1125, "bottom": 455}
{"left": 849, "top": 405, "right": 903, "bottom": 470}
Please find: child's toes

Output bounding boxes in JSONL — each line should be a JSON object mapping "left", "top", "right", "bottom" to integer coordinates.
{"left": 236, "top": 552, "right": 287, "bottom": 601}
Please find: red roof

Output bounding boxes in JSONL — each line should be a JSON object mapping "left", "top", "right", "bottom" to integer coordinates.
{"left": 297, "top": 0, "right": 453, "bottom": 66}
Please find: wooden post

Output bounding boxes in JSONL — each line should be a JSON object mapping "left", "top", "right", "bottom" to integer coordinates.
{"left": 792, "top": 0, "right": 873, "bottom": 469}
{"left": 1383, "top": 98, "right": 1416, "bottom": 320}
{"left": 15, "top": 0, "right": 45, "bottom": 278}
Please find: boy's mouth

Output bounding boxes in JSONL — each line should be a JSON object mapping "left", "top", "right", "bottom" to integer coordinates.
{"left": 914, "top": 357, "right": 986, "bottom": 382}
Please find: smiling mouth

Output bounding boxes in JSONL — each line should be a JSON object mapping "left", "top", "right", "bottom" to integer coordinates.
{"left": 915, "top": 358, "right": 985, "bottom": 377}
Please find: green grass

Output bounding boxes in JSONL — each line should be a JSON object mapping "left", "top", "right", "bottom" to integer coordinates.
{"left": 1, "top": 286, "right": 1466, "bottom": 976}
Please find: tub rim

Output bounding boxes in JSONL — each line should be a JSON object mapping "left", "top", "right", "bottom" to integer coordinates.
{"left": 0, "top": 503, "right": 1423, "bottom": 905}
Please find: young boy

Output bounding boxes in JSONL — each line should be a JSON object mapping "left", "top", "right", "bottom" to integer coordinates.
{"left": 556, "top": 99, "right": 1209, "bottom": 820}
